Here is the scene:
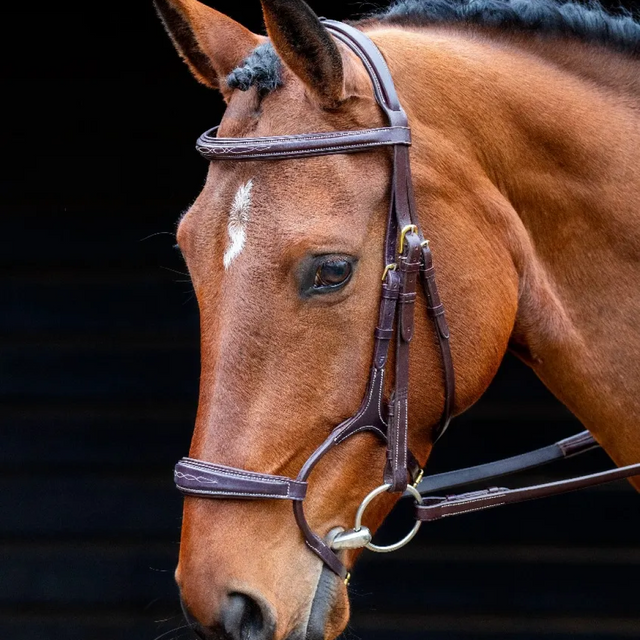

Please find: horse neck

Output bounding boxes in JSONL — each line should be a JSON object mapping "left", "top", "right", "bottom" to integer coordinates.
{"left": 377, "top": 27, "right": 640, "bottom": 464}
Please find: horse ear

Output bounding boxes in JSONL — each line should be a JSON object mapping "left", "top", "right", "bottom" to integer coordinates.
{"left": 154, "top": 0, "right": 261, "bottom": 91}
{"left": 260, "top": 0, "right": 344, "bottom": 108}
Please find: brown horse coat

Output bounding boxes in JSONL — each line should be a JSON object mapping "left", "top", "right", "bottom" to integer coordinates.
{"left": 155, "top": 1, "right": 640, "bottom": 638}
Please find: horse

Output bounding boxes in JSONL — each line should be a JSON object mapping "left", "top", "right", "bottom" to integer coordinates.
{"left": 153, "top": 0, "right": 640, "bottom": 638}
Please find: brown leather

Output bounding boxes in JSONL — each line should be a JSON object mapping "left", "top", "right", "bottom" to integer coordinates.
{"left": 373, "top": 271, "right": 400, "bottom": 369}
{"left": 557, "top": 430, "right": 599, "bottom": 457}
{"left": 416, "top": 430, "right": 599, "bottom": 495}
{"left": 420, "top": 241, "right": 455, "bottom": 441}
{"left": 197, "top": 125, "right": 411, "bottom": 161}
{"left": 416, "top": 463, "right": 640, "bottom": 522}
{"left": 385, "top": 232, "right": 422, "bottom": 492}
{"left": 175, "top": 458, "right": 308, "bottom": 501}
{"left": 173, "top": 18, "right": 635, "bottom": 582}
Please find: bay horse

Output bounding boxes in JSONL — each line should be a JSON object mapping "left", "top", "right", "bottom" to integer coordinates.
{"left": 154, "top": 0, "right": 640, "bottom": 638}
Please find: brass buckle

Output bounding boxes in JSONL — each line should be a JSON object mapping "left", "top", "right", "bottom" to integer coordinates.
{"left": 381, "top": 263, "right": 397, "bottom": 282}
{"left": 398, "top": 224, "right": 418, "bottom": 254}
{"left": 412, "top": 469, "right": 424, "bottom": 487}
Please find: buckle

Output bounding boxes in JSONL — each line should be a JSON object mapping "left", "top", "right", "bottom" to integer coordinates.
{"left": 381, "top": 263, "right": 397, "bottom": 282}
{"left": 398, "top": 224, "right": 418, "bottom": 254}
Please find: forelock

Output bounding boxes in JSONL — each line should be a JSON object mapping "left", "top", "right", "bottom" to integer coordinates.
{"left": 226, "top": 43, "right": 283, "bottom": 94}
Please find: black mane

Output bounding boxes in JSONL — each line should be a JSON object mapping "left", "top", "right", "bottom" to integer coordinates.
{"left": 374, "top": 0, "right": 640, "bottom": 55}
{"left": 227, "top": 1, "right": 640, "bottom": 94}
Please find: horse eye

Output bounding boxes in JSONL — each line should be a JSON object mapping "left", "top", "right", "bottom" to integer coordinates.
{"left": 314, "top": 259, "right": 353, "bottom": 290}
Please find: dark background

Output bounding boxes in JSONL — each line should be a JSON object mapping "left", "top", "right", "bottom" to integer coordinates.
{"left": 2, "top": 1, "right": 639, "bottom": 639}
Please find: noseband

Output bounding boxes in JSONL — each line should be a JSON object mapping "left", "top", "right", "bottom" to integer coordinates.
{"left": 174, "top": 20, "right": 640, "bottom": 582}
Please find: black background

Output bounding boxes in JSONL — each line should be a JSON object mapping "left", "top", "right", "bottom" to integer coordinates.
{"left": 2, "top": 2, "right": 639, "bottom": 639}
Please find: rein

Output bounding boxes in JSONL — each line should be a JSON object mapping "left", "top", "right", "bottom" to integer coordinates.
{"left": 174, "top": 20, "right": 640, "bottom": 583}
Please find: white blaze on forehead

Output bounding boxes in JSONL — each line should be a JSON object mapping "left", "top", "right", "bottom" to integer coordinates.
{"left": 223, "top": 180, "right": 254, "bottom": 269}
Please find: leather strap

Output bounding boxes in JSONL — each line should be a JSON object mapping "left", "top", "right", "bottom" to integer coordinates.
{"left": 416, "top": 463, "right": 640, "bottom": 522}
{"left": 175, "top": 458, "right": 308, "bottom": 500}
{"left": 385, "top": 232, "right": 422, "bottom": 491}
{"left": 416, "top": 430, "right": 599, "bottom": 495}
{"left": 196, "top": 125, "right": 410, "bottom": 160}
{"left": 324, "top": 18, "right": 455, "bottom": 441}
{"left": 322, "top": 20, "right": 407, "bottom": 126}
{"left": 420, "top": 241, "right": 454, "bottom": 441}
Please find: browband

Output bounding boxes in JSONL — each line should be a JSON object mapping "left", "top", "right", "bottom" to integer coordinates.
{"left": 196, "top": 125, "right": 411, "bottom": 161}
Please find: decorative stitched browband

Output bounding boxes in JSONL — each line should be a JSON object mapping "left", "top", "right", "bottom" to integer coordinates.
{"left": 196, "top": 126, "right": 411, "bottom": 160}
{"left": 174, "top": 19, "right": 640, "bottom": 582}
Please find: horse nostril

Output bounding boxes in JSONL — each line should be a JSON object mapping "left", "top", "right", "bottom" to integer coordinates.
{"left": 220, "top": 592, "right": 275, "bottom": 640}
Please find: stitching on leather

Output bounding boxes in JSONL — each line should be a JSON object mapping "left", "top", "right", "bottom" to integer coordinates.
{"left": 200, "top": 126, "right": 409, "bottom": 145}
{"left": 199, "top": 140, "right": 410, "bottom": 160}
{"left": 304, "top": 538, "right": 325, "bottom": 555}
{"left": 347, "top": 368, "right": 376, "bottom": 429}
{"left": 175, "top": 471, "right": 296, "bottom": 499}
{"left": 178, "top": 486, "right": 296, "bottom": 500}
{"left": 377, "top": 368, "right": 387, "bottom": 426}
{"left": 343, "top": 424, "right": 385, "bottom": 440}
{"left": 303, "top": 539, "right": 344, "bottom": 577}
{"left": 391, "top": 396, "right": 408, "bottom": 479}
{"left": 174, "top": 471, "right": 218, "bottom": 485}
{"left": 178, "top": 461, "right": 301, "bottom": 489}
{"left": 402, "top": 397, "right": 408, "bottom": 470}
{"left": 303, "top": 538, "right": 342, "bottom": 575}
{"left": 442, "top": 493, "right": 506, "bottom": 508}
{"left": 180, "top": 460, "right": 283, "bottom": 482}
{"left": 392, "top": 399, "right": 399, "bottom": 473}
{"left": 332, "top": 29, "right": 388, "bottom": 109}
{"left": 199, "top": 141, "right": 407, "bottom": 159}
{"left": 197, "top": 130, "right": 410, "bottom": 154}
{"left": 334, "top": 368, "right": 379, "bottom": 443}
{"left": 174, "top": 471, "right": 301, "bottom": 499}
{"left": 435, "top": 502, "right": 506, "bottom": 519}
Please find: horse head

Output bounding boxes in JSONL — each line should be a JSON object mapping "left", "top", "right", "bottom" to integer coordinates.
{"left": 155, "top": 0, "right": 520, "bottom": 637}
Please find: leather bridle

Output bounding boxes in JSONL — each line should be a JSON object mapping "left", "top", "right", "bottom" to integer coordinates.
{"left": 174, "top": 20, "right": 640, "bottom": 583}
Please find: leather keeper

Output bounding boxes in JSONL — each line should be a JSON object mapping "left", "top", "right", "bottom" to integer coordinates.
{"left": 398, "top": 260, "right": 421, "bottom": 274}
{"left": 374, "top": 270, "right": 400, "bottom": 368}
{"left": 422, "top": 266, "right": 436, "bottom": 279}
{"left": 399, "top": 234, "right": 422, "bottom": 343}
{"left": 558, "top": 431, "right": 598, "bottom": 457}
{"left": 435, "top": 314, "right": 451, "bottom": 340}
{"left": 399, "top": 285, "right": 418, "bottom": 341}
{"left": 421, "top": 243, "right": 434, "bottom": 270}
{"left": 375, "top": 327, "right": 394, "bottom": 340}
{"left": 399, "top": 291, "right": 417, "bottom": 304}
